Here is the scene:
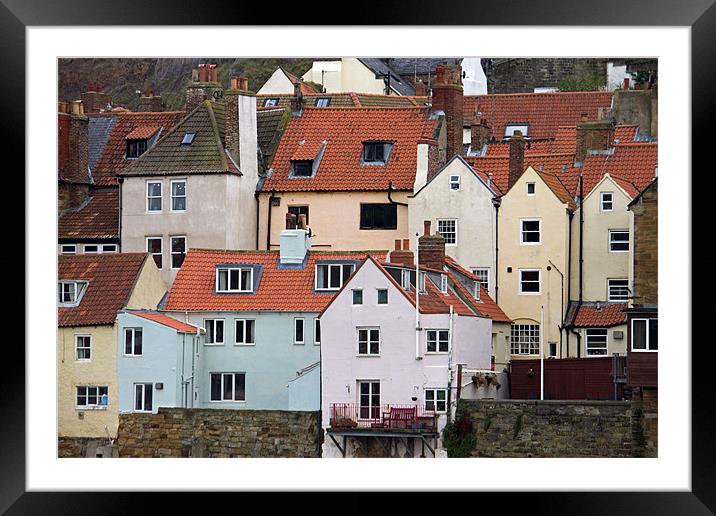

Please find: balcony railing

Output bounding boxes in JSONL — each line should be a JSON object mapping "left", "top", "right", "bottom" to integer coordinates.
{"left": 329, "top": 403, "right": 438, "bottom": 432}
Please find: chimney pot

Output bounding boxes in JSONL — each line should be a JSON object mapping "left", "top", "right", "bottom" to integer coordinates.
{"left": 230, "top": 76, "right": 239, "bottom": 90}
{"left": 580, "top": 113, "right": 588, "bottom": 123}
{"left": 286, "top": 212, "right": 297, "bottom": 230}
{"left": 192, "top": 68, "right": 199, "bottom": 82}
{"left": 71, "top": 100, "right": 84, "bottom": 116}
{"left": 423, "top": 220, "right": 431, "bottom": 236}
{"left": 394, "top": 239, "right": 402, "bottom": 251}
{"left": 402, "top": 239, "right": 409, "bottom": 251}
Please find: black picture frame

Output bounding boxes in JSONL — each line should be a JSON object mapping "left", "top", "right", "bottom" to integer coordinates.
{"left": 8, "top": 0, "right": 710, "bottom": 513}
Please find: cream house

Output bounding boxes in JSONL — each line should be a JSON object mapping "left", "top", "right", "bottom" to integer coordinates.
{"left": 409, "top": 155, "right": 499, "bottom": 298}
{"left": 119, "top": 75, "right": 259, "bottom": 287}
{"left": 58, "top": 253, "right": 165, "bottom": 442}
{"left": 301, "top": 58, "right": 415, "bottom": 96}
{"left": 497, "top": 166, "right": 575, "bottom": 360}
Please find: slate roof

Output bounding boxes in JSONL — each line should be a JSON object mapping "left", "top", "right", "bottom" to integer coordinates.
{"left": 58, "top": 253, "right": 150, "bottom": 327}
{"left": 87, "top": 114, "right": 117, "bottom": 173}
{"left": 58, "top": 187, "right": 119, "bottom": 240}
{"left": 357, "top": 58, "right": 416, "bottom": 96}
{"left": 256, "top": 92, "right": 421, "bottom": 109}
{"left": 164, "top": 249, "right": 386, "bottom": 312}
{"left": 256, "top": 107, "right": 289, "bottom": 170}
{"left": 127, "top": 310, "right": 199, "bottom": 333}
{"left": 386, "top": 58, "right": 459, "bottom": 76}
{"left": 119, "top": 101, "right": 240, "bottom": 177}
{"left": 565, "top": 302, "right": 627, "bottom": 328}
{"left": 92, "top": 111, "right": 184, "bottom": 185}
{"left": 463, "top": 91, "right": 614, "bottom": 140}
{"left": 261, "top": 106, "right": 437, "bottom": 192}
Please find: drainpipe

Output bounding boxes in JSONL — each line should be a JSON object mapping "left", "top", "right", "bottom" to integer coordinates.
{"left": 566, "top": 211, "right": 574, "bottom": 357}
{"left": 266, "top": 189, "right": 276, "bottom": 250}
{"left": 447, "top": 305, "right": 454, "bottom": 420}
{"left": 492, "top": 197, "right": 501, "bottom": 304}
{"left": 547, "top": 260, "right": 564, "bottom": 359}
{"left": 387, "top": 181, "right": 408, "bottom": 207}
{"left": 577, "top": 175, "right": 584, "bottom": 358}
{"left": 117, "top": 177, "right": 124, "bottom": 252}
{"left": 415, "top": 232, "right": 421, "bottom": 361}
{"left": 254, "top": 192, "right": 260, "bottom": 249}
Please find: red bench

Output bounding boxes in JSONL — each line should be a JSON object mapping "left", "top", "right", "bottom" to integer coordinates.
{"left": 383, "top": 406, "right": 417, "bottom": 429}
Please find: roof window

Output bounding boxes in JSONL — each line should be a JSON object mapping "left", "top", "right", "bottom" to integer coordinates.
{"left": 181, "top": 132, "right": 196, "bottom": 145}
{"left": 362, "top": 141, "right": 393, "bottom": 165}
{"left": 314, "top": 97, "right": 331, "bottom": 107}
{"left": 505, "top": 124, "right": 529, "bottom": 137}
{"left": 263, "top": 98, "right": 279, "bottom": 107}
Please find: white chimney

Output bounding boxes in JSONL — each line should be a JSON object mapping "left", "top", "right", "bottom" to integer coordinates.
{"left": 280, "top": 229, "right": 311, "bottom": 265}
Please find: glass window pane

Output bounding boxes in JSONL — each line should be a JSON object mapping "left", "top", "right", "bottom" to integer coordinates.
{"left": 210, "top": 374, "right": 221, "bottom": 401}
{"left": 236, "top": 320, "right": 245, "bottom": 343}
{"left": 223, "top": 374, "right": 233, "bottom": 400}
{"left": 329, "top": 265, "right": 341, "bottom": 289}
{"left": 317, "top": 265, "right": 327, "bottom": 289}
{"left": 649, "top": 319, "right": 658, "bottom": 350}
{"left": 144, "top": 385, "right": 152, "bottom": 411}
{"left": 134, "top": 385, "right": 142, "bottom": 410}
{"left": 234, "top": 374, "right": 245, "bottom": 401}
{"left": 632, "top": 320, "right": 647, "bottom": 350}
{"left": 229, "top": 270, "right": 239, "bottom": 290}
{"left": 353, "top": 290, "right": 363, "bottom": 304}
{"left": 218, "top": 270, "right": 228, "bottom": 291}
{"left": 215, "top": 320, "right": 224, "bottom": 343}
{"left": 135, "top": 329, "right": 142, "bottom": 355}
{"left": 241, "top": 269, "right": 251, "bottom": 291}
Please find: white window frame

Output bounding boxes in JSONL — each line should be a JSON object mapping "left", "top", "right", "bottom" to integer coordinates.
{"left": 352, "top": 289, "right": 363, "bottom": 306}
{"left": 449, "top": 174, "right": 460, "bottom": 191}
{"left": 520, "top": 218, "right": 541, "bottom": 245}
{"left": 607, "top": 279, "right": 630, "bottom": 302}
{"left": 170, "top": 179, "right": 187, "bottom": 212}
{"left": 439, "top": 274, "right": 448, "bottom": 294}
{"left": 75, "top": 334, "right": 91, "bottom": 361}
{"left": 601, "top": 191, "right": 614, "bottom": 212}
{"left": 210, "top": 372, "right": 246, "bottom": 402}
{"left": 505, "top": 124, "right": 529, "bottom": 137}
{"left": 59, "top": 244, "right": 76, "bottom": 254}
{"left": 76, "top": 385, "right": 109, "bottom": 410}
{"left": 133, "top": 383, "right": 153, "bottom": 412}
{"left": 234, "top": 319, "right": 256, "bottom": 346}
{"left": 511, "top": 323, "right": 540, "bottom": 355}
{"left": 314, "top": 319, "right": 321, "bottom": 346}
{"left": 146, "top": 180, "right": 163, "bottom": 213}
{"left": 294, "top": 318, "right": 305, "bottom": 345}
{"left": 401, "top": 269, "right": 411, "bottom": 290}
{"left": 315, "top": 263, "right": 355, "bottom": 291}
{"left": 424, "top": 388, "right": 447, "bottom": 413}
{"left": 123, "top": 328, "right": 143, "bottom": 356}
{"left": 377, "top": 288, "right": 388, "bottom": 305}
{"left": 58, "top": 281, "right": 87, "bottom": 306}
{"left": 216, "top": 267, "right": 253, "bottom": 293}
{"left": 608, "top": 229, "right": 630, "bottom": 253}
{"left": 471, "top": 268, "right": 490, "bottom": 292}
{"left": 585, "top": 328, "right": 608, "bottom": 357}
{"left": 101, "top": 244, "right": 118, "bottom": 253}
{"left": 204, "top": 319, "right": 225, "bottom": 345}
{"left": 170, "top": 235, "right": 187, "bottom": 270}
{"left": 437, "top": 219, "right": 457, "bottom": 245}
{"left": 357, "top": 380, "right": 380, "bottom": 420}
{"left": 631, "top": 318, "right": 658, "bottom": 352}
{"left": 146, "top": 237, "right": 163, "bottom": 270}
{"left": 526, "top": 182, "right": 536, "bottom": 195}
{"left": 82, "top": 244, "right": 99, "bottom": 254}
{"left": 426, "top": 329, "right": 449, "bottom": 354}
{"left": 518, "top": 269, "right": 541, "bottom": 295}
{"left": 357, "top": 327, "right": 380, "bottom": 356}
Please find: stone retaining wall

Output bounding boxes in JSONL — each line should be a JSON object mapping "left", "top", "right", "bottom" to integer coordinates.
{"left": 116, "top": 408, "right": 321, "bottom": 458}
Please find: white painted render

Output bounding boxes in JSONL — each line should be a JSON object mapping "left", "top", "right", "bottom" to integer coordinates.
{"left": 301, "top": 58, "right": 390, "bottom": 95}
{"left": 410, "top": 157, "right": 498, "bottom": 297}
{"left": 320, "top": 259, "right": 491, "bottom": 457}
{"left": 257, "top": 68, "right": 295, "bottom": 95}
{"left": 461, "top": 57, "right": 488, "bottom": 95}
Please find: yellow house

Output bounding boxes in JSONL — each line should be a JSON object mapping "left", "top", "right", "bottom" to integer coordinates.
{"left": 258, "top": 104, "right": 445, "bottom": 251}
{"left": 58, "top": 253, "right": 165, "bottom": 440}
{"left": 496, "top": 165, "right": 575, "bottom": 360}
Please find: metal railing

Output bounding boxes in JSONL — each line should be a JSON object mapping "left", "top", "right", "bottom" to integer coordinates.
{"left": 329, "top": 403, "right": 438, "bottom": 431}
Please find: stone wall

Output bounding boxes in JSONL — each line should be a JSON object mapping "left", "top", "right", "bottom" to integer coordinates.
{"left": 630, "top": 180, "right": 658, "bottom": 305}
{"left": 486, "top": 58, "right": 607, "bottom": 94}
{"left": 459, "top": 399, "right": 650, "bottom": 458}
{"left": 116, "top": 408, "right": 322, "bottom": 458}
{"left": 58, "top": 437, "right": 117, "bottom": 458}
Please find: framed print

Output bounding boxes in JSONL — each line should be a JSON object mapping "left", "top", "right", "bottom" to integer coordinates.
{"left": 8, "top": 0, "right": 711, "bottom": 513}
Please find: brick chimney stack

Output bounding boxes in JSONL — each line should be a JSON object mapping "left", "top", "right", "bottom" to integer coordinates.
{"left": 138, "top": 90, "right": 164, "bottom": 112}
{"left": 185, "top": 63, "right": 223, "bottom": 113}
{"left": 470, "top": 118, "right": 491, "bottom": 153}
{"left": 507, "top": 130, "right": 526, "bottom": 191}
{"left": 418, "top": 220, "right": 446, "bottom": 271}
{"left": 575, "top": 118, "right": 614, "bottom": 163}
{"left": 414, "top": 81, "right": 427, "bottom": 97}
{"left": 81, "top": 90, "right": 112, "bottom": 113}
{"left": 58, "top": 100, "right": 91, "bottom": 211}
{"left": 290, "top": 81, "right": 304, "bottom": 114}
{"left": 430, "top": 63, "right": 464, "bottom": 161}
{"left": 389, "top": 239, "right": 415, "bottom": 267}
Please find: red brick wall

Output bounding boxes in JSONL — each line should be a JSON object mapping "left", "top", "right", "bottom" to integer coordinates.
{"left": 575, "top": 120, "right": 613, "bottom": 162}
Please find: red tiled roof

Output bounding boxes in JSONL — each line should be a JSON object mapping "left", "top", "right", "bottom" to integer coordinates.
{"left": 58, "top": 187, "right": 119, "bottom": 240}
{"left": 567, "top": 302, "right": 627, "bottom": 328}
{"left": 58, "top": 253, "right": 150, "bottom": 327}
{"left": 443, "top": 257, "right": 511, "bottom": 323}
{"left": 609, "top": 175, "right": 641, "bottom": 199}
{"left": 261, "top": 107, "right": 436, "bottom": 192}
{"left": 483, "top": 139, "right": 554, "bottom": 156}
{"left": 128, "top": 311, "right": 199, "bottom": 333}
{"left": 125, "top": 125, "right": 161, "bottom": 140}
{"left": 92, "top": 111, "right": 184, "bottom": 186}
{"left": 463, "top": 91, "right": 613, "bottom": 140}
{"left": 613, "top": 124, "right": 639, "bottom": 144}
{"left": 561, "top": 143, "right": 658, "bottom": 198}
{"left": 290, "top": 139, "right": 325, "bottom": 161}
{"left": 165, "top": 249, "right": 386, "bottom": 312}
{"left": 537, "top": 171, "right": 576, "bottom": 210}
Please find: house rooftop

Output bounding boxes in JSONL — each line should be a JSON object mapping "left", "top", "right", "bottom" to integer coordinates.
{"left": 58, "top": 188, "right": 119, "bottom": 241}
{"left": 565, "top": 301, "right": 627, "bottom": 328}
{"left": 126, "top": 310, "right": 199, "bottom": 334}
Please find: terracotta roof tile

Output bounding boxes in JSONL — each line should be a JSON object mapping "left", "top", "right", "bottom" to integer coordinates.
{"left": 125, "top": 125, "right": 161, "bottom": 140}
{"left": 58, "top": 253, "right": 150, "bottom": 327}
{"left": 464, "top": 91, "right": 613, "bottom": 140}
{"left": 262, "top": 107, "right": 435, "bottom": 192}
{"left": 464, "top": 153, "right": 575, "bottom": 195}
{"left": 290, "top": 139, "right": 325, "bottom": 161}
{"left": 444, "top": 257, "right": 511, "bottom": 323}
{"left": 92, "top": 111, "right": 184, "bottom": 185}
{"left": 537, "top": 170, "right": 576, "bottom": 210}
{"left": 58, "top": 187, "right": 119, "bottom": 240}
{"left": 165, "top": 249, "right": 386, "bottom": 312}
{"left": 127, "top": 310, "right": 199, "bottom": 333}
{"left": 566, "top": 302, "right": 627, "bottom": 328}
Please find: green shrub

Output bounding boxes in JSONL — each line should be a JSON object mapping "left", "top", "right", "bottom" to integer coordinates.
{"left": 442, "top": 401, "right": 477, "bottom": 457}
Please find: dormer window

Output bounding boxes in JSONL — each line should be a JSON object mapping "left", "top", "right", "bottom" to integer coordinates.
{"left": 216, "top": 267, "right": 253, "bottom": 293}
{"left": 291, "top": 160, "right": 313, "bottom": 177}
{"left": 362, "top": 141, "right": 393, "bottom": 165}
{"left": 418, "top": 272, "right": 427, "bottom": 293}
{"left": 473, "top": 281, "right": 481, "bottom": 300}
{"left": 126, "top": 139, "right": 148, "bottom": 159}
{"left": 58, "top": 281, "right": 87, "bottom": 306}
{"left": 440, "top": 274, "right": 448, "bottom": 294}
{"left": 263, "top": 98, "right": 279, "bottom": 107}
{"left": 181, "top": 132, "right": 196, "bottom": 145}
{"left": 401, "top": 270, "right": 411, "bottom": 290}
{"left": 314, "top": 97, "right": 331, "bottom": 107}
{"left": 315, "top": 263, "right": 355, "bottom": 291}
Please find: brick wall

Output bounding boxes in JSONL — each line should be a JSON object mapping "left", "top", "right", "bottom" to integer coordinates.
{"left": 631, "top": 181, "right": 658, "bottom": 305}
{"left": 486, "top": 58, "right": 607, "bottom": 94}
{"left": 116, "top": 408, "right": 322, "bottom": 458}
{"left": 459, "top": 399, "right": 651, "bottom": 457}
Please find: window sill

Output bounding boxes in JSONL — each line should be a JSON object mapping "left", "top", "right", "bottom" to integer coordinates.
{"left": 518, "top": 292, "right": 541, "bottom": 296}
{"left": 75, "top": 359, "right": 91, "bottom": 363}
{"left": 630, "top": 349, "right": 658, "bottom": 353}
{"left": 294, "top": 342, "right": 305, "bottom": 346}
{"left": 208, "top": 400, "right": 246, "bottom": 403}
{"left": 76, "top": 406, "right": 108, "bottom": 411}
{"left": 425, "top": 351, "right": 449, "bottom": 355}
{"left": 519, "top": 242, "right": 542, "bottom": 246}
{"left": 234, "top": 343, "right": 256, "bottom": 347}
{"left": 356, "top": 354, "right": 381, "bottom": 358}
{"left": 204, "top": 342, "right": 225, "bottom": 346}
{"left": 122, "top": 354, "right": 143, "bottom": 358}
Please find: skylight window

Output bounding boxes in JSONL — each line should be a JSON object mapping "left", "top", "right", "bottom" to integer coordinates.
{"left": 263, "top": 98, "right": 279, "bottom": 107}
{"left": 181, "top": 132, "right": 196, "bottom": 145}
{"left": 314, "top": 97, "right": 331, "bottom": 107}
